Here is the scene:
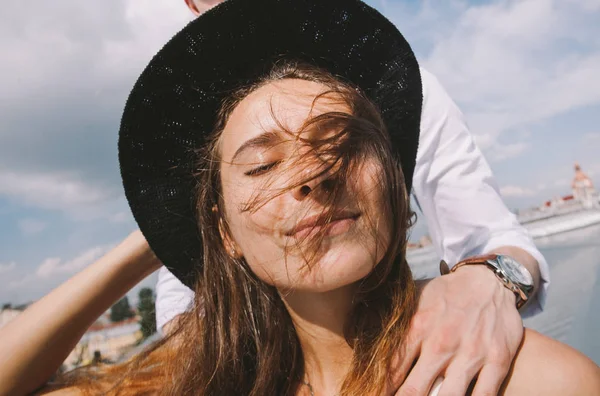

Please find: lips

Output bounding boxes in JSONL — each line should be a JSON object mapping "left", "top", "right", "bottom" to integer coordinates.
{"left": 285, "top": 211, "right": 361, "bottom": 238}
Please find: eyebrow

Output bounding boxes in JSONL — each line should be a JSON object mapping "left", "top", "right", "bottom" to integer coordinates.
{"left": 231, "top": 130, "right": 283, "bottom": 163}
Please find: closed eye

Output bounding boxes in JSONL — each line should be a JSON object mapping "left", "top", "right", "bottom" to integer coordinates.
{"left": 244, "top": 161, "right": 281, "bottom": 176}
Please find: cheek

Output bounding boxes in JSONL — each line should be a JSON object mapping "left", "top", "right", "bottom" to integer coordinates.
{"left": 353, "top": 161, "right": 387, "bottom": 211}
{"left": 221, "top": 167, "right": 295, "bottom": 244}
{"left": 228, "top": 213, "right": 288, "bottom": 287}
{"left": 222, "top": 184, "right": 291, "bottom": 282}
{"left": 225, "top": 191, "right": 287, "bottom": 241}
{"left": 352, "top": 161, "right": 392, "bottom": 244}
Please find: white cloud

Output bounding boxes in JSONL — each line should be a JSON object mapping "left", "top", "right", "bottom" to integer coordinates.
{"left": 9, "top": 245, "right": 114, "bottom": 289}
{"left": 421, "top": 0, "right": 600, "bottom": 153}
{"left": 0, "top": 171, "right": 110, "bottom": 209}
{"left": 0, "top": 0, "right": 192, "bottom": 105}
{"left": 582, "top": 132, "right": 600, "bottom": 144}
{"left": 8, "top": 274, "right": 35, "bottom": 290}
{"left": 553, "top": 178, "right": 569, "bottom": 188}
{"left": 0, "top": 262, "right": 16, "bottom": 275}
{"left": 0, "top": 0, "right": 193, "bottom": 222}
{"left": 18, "top": 219, "right": 47, "bottom": 236}
{"left": 35, "top": 258, "right": 64, "bottom": 278}
{"left": 0, "top": 170, "right": 124, "bottom": 220}
{"left": 486, "top": 142, "right": 530, "bottom": 162}
{"left": 583, "top": 162, "right": 600, "bottom": 178}
{"left": 500, "top": 185, "right": 537, "bottom": 197}
{"left": 564, "top": 0, "right": 600, "bottom": 12}
{"left": 35, "top": 245, "right": 111, "bottom": 278}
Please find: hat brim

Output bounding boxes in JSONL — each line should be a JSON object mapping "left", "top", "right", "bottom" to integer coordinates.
{"left": 119, "top": 0, "right": 422, "bottom": 288}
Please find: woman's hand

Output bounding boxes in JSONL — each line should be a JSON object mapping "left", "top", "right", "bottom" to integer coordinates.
{"left": 393, "top": 265, "right": 523, "bottom": 396}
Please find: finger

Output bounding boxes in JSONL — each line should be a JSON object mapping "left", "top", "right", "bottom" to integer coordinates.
{"left": 470, "top": 364, "right": 509, "bottom": 396}
{"left": 396, "top": 353, "right": 450, "bottom": 396}
{"left": 390, "top": 337, "right": 421, "bottom": 389}
{"left": 436, "top": 358, "right": 482, "bottom": 396}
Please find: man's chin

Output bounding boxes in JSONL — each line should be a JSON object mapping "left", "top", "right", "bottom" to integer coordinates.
{"left": 192, "top": 0, "right": 223, "bottom": 14}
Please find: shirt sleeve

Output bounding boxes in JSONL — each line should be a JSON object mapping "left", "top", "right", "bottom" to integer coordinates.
{"left": 155, "top": 266, "right": 195, "bottom": 333}
{"left": 412, "top": 68, "right": 550, "bottom": 318}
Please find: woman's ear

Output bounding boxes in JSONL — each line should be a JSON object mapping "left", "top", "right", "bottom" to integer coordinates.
{"left": 213, "top": 205, "right": 243, "bottom": 259}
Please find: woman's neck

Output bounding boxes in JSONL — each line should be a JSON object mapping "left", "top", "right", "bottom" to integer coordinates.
{"left": 281, "top": 285, "right": 357, "bottom": 395}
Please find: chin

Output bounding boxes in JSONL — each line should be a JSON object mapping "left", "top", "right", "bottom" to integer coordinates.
{"left": 285, "top": 243, "right": 381, "bottom": 292}
{"left": 245, "top": 232, "right": 386, "bottom": 292}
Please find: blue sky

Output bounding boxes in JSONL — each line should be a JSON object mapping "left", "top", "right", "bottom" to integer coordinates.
{"left": 1, "top": 0, "right": 599, "bottom": 305}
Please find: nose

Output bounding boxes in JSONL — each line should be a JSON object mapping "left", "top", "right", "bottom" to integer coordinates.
{"left": 291, "top": 162, "right": 337, "bottom": 201}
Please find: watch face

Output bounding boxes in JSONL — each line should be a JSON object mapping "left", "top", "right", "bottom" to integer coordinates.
{"left": 496, "top": 255, "right": 533, "bottom": 286}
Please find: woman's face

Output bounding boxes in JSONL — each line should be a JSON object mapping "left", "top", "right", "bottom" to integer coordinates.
{"left": 218, "top": 79, "right": 391, "bottom": 292}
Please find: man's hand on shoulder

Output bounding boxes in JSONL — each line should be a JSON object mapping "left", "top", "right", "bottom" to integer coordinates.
{"left": 394, "top": 265, "right": 522, "bottom": 396}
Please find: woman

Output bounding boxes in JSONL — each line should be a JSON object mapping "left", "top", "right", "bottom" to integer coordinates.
{"left": 0, "top": 1, "right": 598, "bottom": 395}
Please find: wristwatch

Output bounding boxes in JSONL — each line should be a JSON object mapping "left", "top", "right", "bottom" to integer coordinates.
{"left": 439, "top": 254, "right": 534, "bottom": 310}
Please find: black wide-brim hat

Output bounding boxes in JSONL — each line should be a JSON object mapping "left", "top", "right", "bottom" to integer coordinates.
{"left": 119, "top": 0, "right": 422, "bottom": 288}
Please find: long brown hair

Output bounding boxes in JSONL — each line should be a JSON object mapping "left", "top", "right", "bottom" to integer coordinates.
{"left": 49, "top": 61, "right": 417, "bottom": 396}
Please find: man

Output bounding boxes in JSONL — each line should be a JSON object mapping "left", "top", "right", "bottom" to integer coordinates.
{"left": 156, "top": 1, "right": 550, "bottom": 395}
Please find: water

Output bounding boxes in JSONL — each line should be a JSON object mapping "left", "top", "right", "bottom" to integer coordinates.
{"left": 525, "top": 224, "right": 600, "bottom": 364}
{"left": 407, "top": 224, "right": 600, "bottom": 364}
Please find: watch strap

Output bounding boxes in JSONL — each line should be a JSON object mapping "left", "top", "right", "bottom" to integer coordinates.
{"left": 439, "top": 254, "right": 529, "bottom": 309}
{"left": 440, "top": 254, "right": 499, "bottom": 275}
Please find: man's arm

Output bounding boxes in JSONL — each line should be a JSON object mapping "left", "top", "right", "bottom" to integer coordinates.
{"left": 155, "top": 266, "right": 194, "bottom": 334}
{"left": 395, "top": 68, "right": 551, "bottom": 396}
{"left": 412, "top": 67, "right": 549, "bottom": 316}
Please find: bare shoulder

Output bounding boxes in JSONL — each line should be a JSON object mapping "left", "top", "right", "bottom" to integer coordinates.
{"left": 502, "top": 328, "right": 600, "bottom": 395}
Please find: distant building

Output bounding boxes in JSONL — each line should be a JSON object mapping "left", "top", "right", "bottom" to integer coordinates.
{"left": 407, "top": 242, "right": 420, "bottom": 250}
{"left": 1, "top": 304, "right": 142, "bottom": 369}
{"left": 518, "top": 163, "right": 600, "bottom": 238}
{"left": 407, "top": 235, "right": 433, "bottom": 250}
{"left": 572, "top": 162, "right": 596, "bottom": 208}
{"left": 419, "top": 235, "right": 432, "bottom": 247}
{"left": 64, "top": 317, "right": 142, "bottom": 369}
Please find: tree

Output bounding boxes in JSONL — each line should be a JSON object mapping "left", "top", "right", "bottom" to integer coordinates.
{"left": 2, "top": 303, "right": 11, "bottom": 310}
{"left": 110, "top": 296, "right": 134, "bottom": 322}
{"left": 137, "top": 288, "right": 156, "bottom": 339}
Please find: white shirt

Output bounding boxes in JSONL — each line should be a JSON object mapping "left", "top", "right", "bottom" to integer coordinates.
{"left": 155, "top": 67, "right": 550, "bottom": 331}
